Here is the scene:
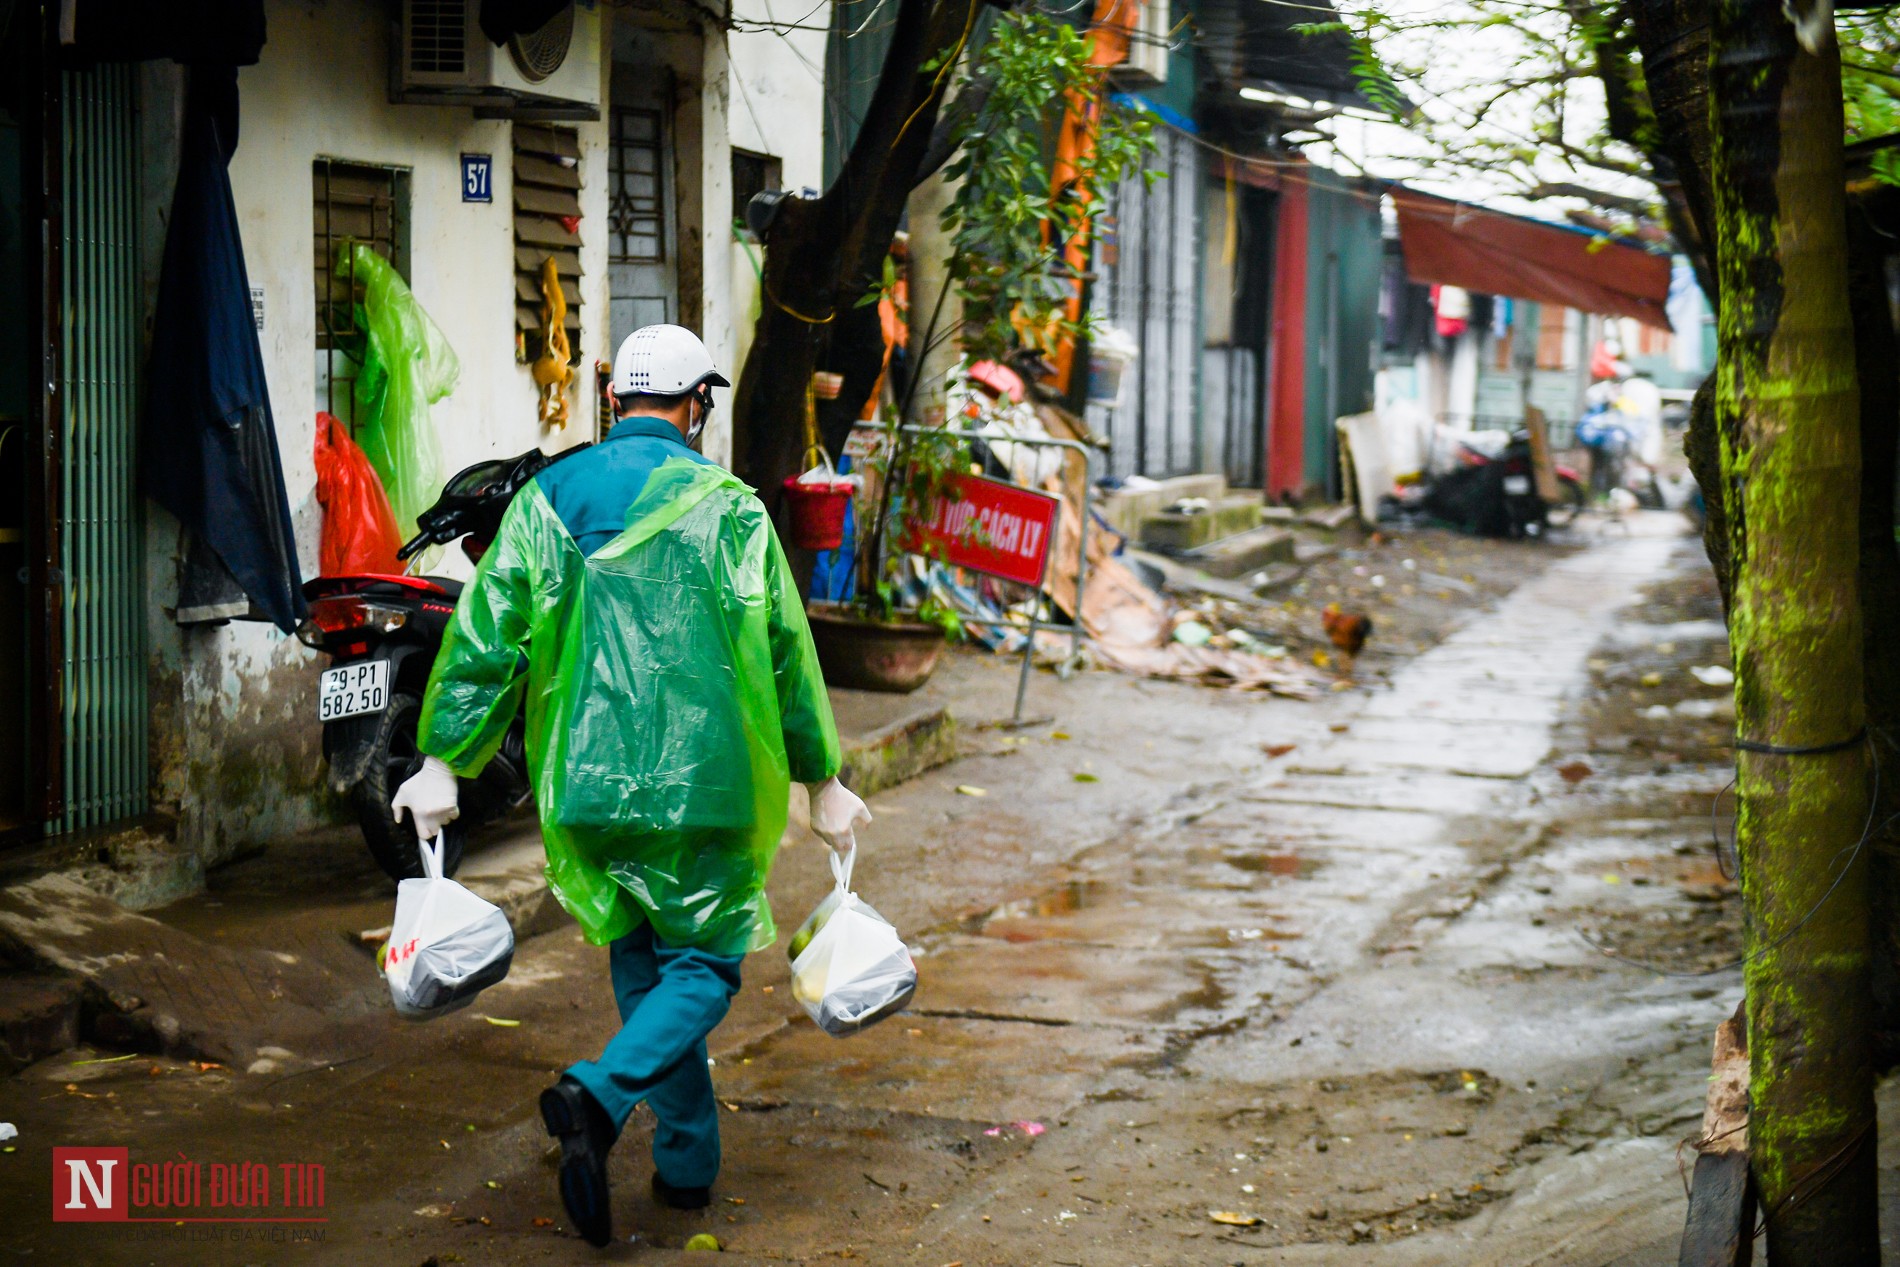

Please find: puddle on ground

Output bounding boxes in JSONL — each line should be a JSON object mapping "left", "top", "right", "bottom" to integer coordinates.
{"left": 1224, "top": 850, "right": 1322, "bottom": 879}
{"left": 981, "top": 878, "right": 1110, "bottom": 924}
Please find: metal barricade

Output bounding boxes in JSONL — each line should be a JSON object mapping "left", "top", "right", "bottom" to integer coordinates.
{"left": 896, "top": 426, "right": 1097, "bottom": 727}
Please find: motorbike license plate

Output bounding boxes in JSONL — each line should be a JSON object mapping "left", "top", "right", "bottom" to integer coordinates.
{"left": 1502, "top": 474, "right": 1532, "bottom": 496}
{"left": 319, "top": 661, "right": 390, "bottom": 722}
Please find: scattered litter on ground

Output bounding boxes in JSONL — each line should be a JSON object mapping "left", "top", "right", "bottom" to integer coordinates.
{"left": 1690, "top": 665, "right": 1735, "bottom": 686}
{"left": 481, "top": 1016, "right": 521, "bottom": 1027}
{"left": 955, "top": 785, "right": 988, "bottom": 797}
{"left": 983, "top": 1120, "right": 1046, "bottom": 1138}
{"left": 1073, "top": 772, "right": 1098, "bottom": 783}
{"left": 1173, "top": 620, "right": 1212, "bottom": 647}
{"left": 1209, "top": 1210, "right": 1263, "bottom": 1227}
{"left": 685, "top": 1232, "right": 723, "bottom": 1251}
{"left": 0, "top": 1124, "right": 16, "bottom": 1143}
{"left": 1262, "top": 743, "right": 1296, "bottom": 758}
{"left": 1557, "top": 761, "right": 1594, "bottom": 784}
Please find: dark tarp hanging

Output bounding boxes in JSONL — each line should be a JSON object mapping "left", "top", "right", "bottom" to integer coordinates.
{"left": 142, "top": 69, "right": 306, "bottom": 632}
{"left": 479, "top": 0, "right": 572, "bottom": 44}
{"left": 57, "top": 0, "right": 266, "bottom": 65}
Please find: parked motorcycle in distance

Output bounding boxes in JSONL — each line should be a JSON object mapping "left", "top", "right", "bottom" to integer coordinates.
{"left": 297, "top": 447, "right": 577, "bottom": 881}
{"left": 1403, "top": 428, "right": 1586, "bottom": 539}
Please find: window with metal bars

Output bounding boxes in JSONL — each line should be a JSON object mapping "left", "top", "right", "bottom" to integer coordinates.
{"left": 313, "top": 159, "right": 411, "bottom": 429}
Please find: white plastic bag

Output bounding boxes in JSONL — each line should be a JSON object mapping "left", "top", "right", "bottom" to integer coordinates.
{"left": 788, "top": 850, "right": 917, "bottom": 1037}
{"left": 383, "top": 832, "right": 515, "bottom": 1020}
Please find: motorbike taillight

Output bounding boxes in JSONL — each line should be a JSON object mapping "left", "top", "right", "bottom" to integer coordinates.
{"left": 296, "top": 595, "right": 409, "bottom": 648}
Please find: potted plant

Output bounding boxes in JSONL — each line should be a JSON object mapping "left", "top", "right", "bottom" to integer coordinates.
{"left": 806, "top": 11, "right": 1152, "bottom": 693}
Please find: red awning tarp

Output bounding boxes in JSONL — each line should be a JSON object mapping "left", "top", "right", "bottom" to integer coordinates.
{"left": 1392, "top": 187, "right": 1672, "bottom": 328}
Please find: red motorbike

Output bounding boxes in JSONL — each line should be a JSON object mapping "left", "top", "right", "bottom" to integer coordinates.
{"left": 296, "top": 448, "right": 575, "bottom": 880}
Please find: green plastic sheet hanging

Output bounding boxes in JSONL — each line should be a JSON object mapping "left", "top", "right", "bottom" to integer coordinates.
{"left": 417, "top": 458, "right": 843, "bottom": 956}
{"left": 336, "top": 242, "right": 461, "bottom": 537}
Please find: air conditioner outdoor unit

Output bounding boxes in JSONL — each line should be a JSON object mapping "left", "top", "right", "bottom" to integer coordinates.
{"left": 1118, "top": 0, "right": 1170, "bottom": 86}
{"left": 393, "top": 0, "right": 602, "bottom": 120}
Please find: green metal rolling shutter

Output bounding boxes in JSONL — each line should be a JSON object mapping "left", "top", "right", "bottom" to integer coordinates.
{"left": 55, "top": 65, "right": 146, "bottom": 833}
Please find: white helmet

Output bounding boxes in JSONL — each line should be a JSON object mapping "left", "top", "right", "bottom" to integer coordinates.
{"left": 611, "top": 324, "right": 730, "bottom": 399}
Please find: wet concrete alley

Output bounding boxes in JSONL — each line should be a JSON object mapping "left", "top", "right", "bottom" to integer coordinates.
{"left": 2, "top": 520, "right": 1815, "bottom": 1265}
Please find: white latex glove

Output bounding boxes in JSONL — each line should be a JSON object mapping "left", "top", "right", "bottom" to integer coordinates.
{"left": 391, "top": 755, "right": 460, "bottom": 843}
{"left": 806, "top": 776, "right": 872, "bottom": 856}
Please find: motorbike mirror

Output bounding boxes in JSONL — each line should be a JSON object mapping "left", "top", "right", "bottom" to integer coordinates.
{"left": 443, "top": 458, "right": 510, "bottom": 498}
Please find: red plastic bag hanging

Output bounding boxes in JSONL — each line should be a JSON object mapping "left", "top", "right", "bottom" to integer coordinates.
{"left": 314, "top": 412, "right": 405, "bottom": 576}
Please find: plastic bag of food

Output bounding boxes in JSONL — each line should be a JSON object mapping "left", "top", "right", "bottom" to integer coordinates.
{"left": 313, "top": 411, "right": 405, "bottom": 576}
{"left": 383, "top": 829, "right": 514, "bottom": 1020}
{"left": 788, "top": 849, "right": 916, "bottom": 1037}
{"left": 336, "top": 242, "right": 461, "bottom": 539}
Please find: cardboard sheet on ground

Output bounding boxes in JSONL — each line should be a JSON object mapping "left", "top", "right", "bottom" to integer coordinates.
{"left": 1337, "top": 411, "right": 1390, "bottom": 530}
{"left": 1034, "top": 457, "right": 1322, "bottom": 698}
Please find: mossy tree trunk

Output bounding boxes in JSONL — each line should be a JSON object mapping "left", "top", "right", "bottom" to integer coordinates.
{"left": 1708, "top": 1, "right": 1876, "bottom": 1256}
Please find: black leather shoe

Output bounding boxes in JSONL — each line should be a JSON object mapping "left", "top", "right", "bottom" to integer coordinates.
{"left": 651, "top": 1172, "right": 711, "bottom": 1210}
{"left": 540, "top": 1078, "right": 617, "bottom": 1247}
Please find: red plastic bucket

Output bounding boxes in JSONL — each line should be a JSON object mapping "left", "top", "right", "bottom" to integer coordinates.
{"left": 782, "top": 476, "right": 854, "bottom": 551}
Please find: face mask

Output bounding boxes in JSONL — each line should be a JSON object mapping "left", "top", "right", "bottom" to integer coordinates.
{"left": 686, "top": 389, "right": 713, "bottom": 449}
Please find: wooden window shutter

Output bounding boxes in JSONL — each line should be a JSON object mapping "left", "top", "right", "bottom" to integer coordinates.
{"left": 514, "top": 123, "right": 583, "bottom": 361}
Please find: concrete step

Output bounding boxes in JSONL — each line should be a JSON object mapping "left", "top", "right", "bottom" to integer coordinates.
{"left": 0, "top": 971, "right": 82, "bottom": 1074}
{"left": 1139, "top": 494, "right": 1263, "bottom": 551}
{"left": 1097, "top": 473, "right": 1229, "bottom": 537}
{"left": 1300, "top": 504, "right": 1357, "bottom": 531}
{"left": 1294, "top": 539, "right": 1339, "bottom": 567}
{"left": 1183, "top": 525, "right": 1297, "bottom": 579}
{"left": 831, "top": 689, "right": 957, "bottom": 797}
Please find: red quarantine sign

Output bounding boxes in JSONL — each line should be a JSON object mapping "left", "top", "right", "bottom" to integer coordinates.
{"left": 900, "top": 473, "right": 1059, "bottom": 587}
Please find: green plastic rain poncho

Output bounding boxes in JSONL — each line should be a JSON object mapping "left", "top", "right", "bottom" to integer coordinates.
{"left": 417, "top": 458, "right": 842, "bottom": 957}
{"left": 337, "top": 242, "right": 461, "bottom": 537}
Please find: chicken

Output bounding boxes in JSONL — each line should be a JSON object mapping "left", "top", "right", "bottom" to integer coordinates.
{"left": 1321, "top": 603, "right": 1373, "bottom": 666}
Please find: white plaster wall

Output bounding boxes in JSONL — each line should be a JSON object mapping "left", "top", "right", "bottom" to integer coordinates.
{"left": 722, "top": 0, "right": 830, "bottom": 401}
{"left": 235, "top": 0, "right": 610, "bottom": 538}
{"left": 150, "top": 0, "right": 610, "bottom": 861}
{"left": 725, "top": 0, "right": 829, "bottom": 191}
{"left": 145, "top": 0, "right": 825, "bottom": 862}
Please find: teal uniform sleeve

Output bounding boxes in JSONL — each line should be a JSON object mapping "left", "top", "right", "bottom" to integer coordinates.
{"left": 764, "top": 525, "right": 842, "bottom": 784}
{"left": 416, "top": 493, "right": 540, "bottom": 777}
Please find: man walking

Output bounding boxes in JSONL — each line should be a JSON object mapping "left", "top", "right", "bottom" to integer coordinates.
{"left": 390, "top": 324, "right": 872, "bottom": 1246}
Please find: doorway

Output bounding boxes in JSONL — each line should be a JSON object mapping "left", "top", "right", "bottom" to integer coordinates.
{"left": 606, "top": 65, "right": 678, "bottom": 345}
